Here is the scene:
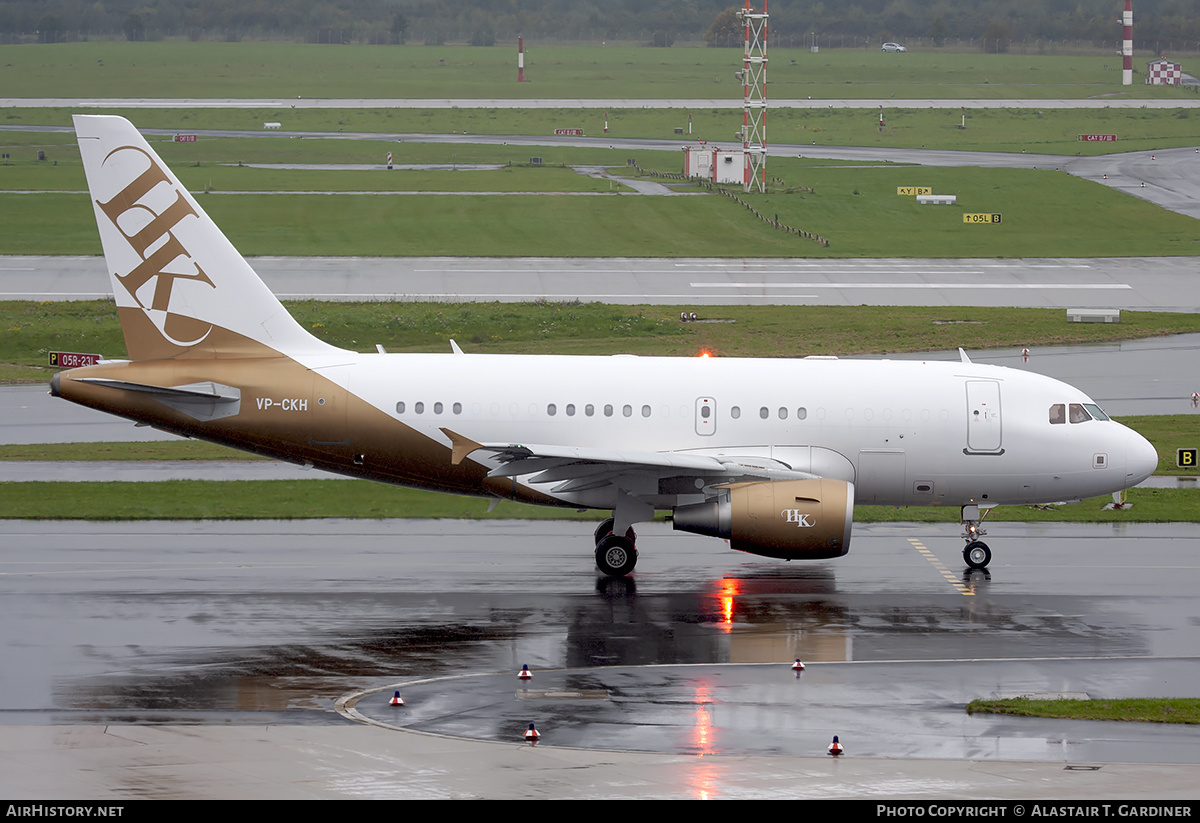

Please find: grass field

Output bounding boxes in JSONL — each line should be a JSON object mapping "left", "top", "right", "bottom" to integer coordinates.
{"left": 2, "top": 159, "right": 637, "bottom": 193}
{"left": 9, "top": 103, "right": 1200, "bottom": 155}
{"left": 3, "top": 42, "right": 1198, "bottom": 101}
{"left": 3, "top": 158, "right": 1199, "bottom": 259}
{"left": 7, "top": 43, "right": 1200, "bottom": 264}
{"left": 967, "top": 697, "right": 1200, "bottom": 724}
{"left": 0, "top": 189, "right": 838, "bottom": 257}
{"left": 0, "top": 133, "right": 654, "bottom": 190}
{"left": 0, "top": 479, "right": 1193, "bottom": 523}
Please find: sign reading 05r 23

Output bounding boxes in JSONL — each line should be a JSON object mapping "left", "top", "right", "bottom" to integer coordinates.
{"left": 963, "top": 213, "right": 1002, "bottom": 224}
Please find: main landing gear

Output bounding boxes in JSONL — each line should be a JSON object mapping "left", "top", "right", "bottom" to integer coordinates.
{"left": 594, "top": 517, "right": 638, "bottom": 577}
{"left": 961, "top": 504, "right": 992, "bottom": 570}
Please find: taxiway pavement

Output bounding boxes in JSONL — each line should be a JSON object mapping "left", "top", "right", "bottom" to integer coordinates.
{"left": 2, "top": 519, "right": 1200, "bottom": 798}
{"left": 7, "top": 255, "right": 1200, "bottom": 311}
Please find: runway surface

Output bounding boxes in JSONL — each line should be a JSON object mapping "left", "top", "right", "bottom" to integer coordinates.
{"left": 7, "top": 255, "right": 1200, "bottom": 311}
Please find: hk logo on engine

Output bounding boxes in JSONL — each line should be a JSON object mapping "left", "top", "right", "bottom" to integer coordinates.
{"left": 782, "top": 510, "right": 814, "bottom": 527}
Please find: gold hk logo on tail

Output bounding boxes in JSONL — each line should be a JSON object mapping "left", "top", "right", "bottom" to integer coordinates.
{"left": 96, "top": 145, "right": 215, "bottom": 348}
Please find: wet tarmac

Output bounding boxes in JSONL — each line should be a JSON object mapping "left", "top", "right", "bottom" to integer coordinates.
{"left": 3, "top": 519, "right": 1199, "bottom": 769}
{"left": 348, "top": 658, "right": 1200, "bottom": 763}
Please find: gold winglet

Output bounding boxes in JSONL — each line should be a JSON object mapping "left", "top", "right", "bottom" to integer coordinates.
{"left": 441, "top": 427, "right": 484, "bottom": 466}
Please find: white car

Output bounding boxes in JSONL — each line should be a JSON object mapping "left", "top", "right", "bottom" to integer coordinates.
{"left": 881, "top": 42, "right": 907, "bottom": 52}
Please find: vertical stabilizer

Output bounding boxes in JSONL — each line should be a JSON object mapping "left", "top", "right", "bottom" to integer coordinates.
{"left": 74, "top": 114, "right": 338, "bottom": 361}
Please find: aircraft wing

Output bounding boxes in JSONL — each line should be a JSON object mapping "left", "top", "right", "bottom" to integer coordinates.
{"left": 441, "top": 427, "right": 817, "bottom": 494}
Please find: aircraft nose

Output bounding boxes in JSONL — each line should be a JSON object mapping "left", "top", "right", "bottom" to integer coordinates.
{"left": 1125, "top": 428, "right": 1158, "bottom": 487}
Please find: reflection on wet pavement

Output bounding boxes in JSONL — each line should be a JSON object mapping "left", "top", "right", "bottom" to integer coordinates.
{"left": 5, "top": 520, "right": 1199, "bottom": 764}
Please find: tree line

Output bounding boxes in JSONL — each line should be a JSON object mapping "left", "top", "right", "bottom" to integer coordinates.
{"left": 5, "top": 0, "right": 1199, "bottom": 51}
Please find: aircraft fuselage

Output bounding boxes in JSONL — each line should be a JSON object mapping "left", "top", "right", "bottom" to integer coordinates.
{"left": 54, "top": 350, "right": 1151, "bottom": 513}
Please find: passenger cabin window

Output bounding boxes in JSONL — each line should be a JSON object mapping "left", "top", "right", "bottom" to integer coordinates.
{"left": 731, "top": 406, "right": 741, "bottom": 419}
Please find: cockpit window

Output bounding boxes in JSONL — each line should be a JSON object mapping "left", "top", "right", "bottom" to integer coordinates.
{"left": 1052, "top": 402, "right": 1108, "bottom": 425}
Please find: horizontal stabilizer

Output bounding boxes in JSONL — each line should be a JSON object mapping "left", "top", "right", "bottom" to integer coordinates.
{"left": 73, "top": 378, "right": 242, "bottom": 421}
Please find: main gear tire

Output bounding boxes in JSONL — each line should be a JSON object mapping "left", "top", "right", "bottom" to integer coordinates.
{"left": 595, "top": 535, "right": 638, "bottom": 577}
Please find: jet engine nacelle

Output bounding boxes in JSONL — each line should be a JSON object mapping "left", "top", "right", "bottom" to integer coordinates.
{"left": 671, "top": 478, "right": 854, "bottom": 560}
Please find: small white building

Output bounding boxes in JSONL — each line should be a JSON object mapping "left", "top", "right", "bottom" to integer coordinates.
{"left": 683, "top": 145, "right": 746, "bottom": 185}
{"left": 1146, "top": 58, "right": 1183, "bottom": 85}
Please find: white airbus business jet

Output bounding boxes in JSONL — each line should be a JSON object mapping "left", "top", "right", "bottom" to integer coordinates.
{"left": 52, "top": 115, "right": 1158, "bottom": 576}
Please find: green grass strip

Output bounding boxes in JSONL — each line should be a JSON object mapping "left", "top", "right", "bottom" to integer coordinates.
{"left": 10, "top": 105, "right": 1200, "bottom": 156}
{"left": 0, "top": 482, "right": 1194, "bottom": 522}
{"left": 8, "top": 301, "right": 1200, "bottom": 384}
{"left": 967, "top": 697, "right": 1200, "bottom": 724}
{"left": 1, "top": 43, "right": 1195, "bottom": 102}
{"left": 5, "top": 166, "right": 1198, "bottom": 259}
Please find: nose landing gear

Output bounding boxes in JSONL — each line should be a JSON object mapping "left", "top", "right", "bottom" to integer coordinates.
{"left": 963, "top": 540, "right": 992, "bottom": 570}
{"left": 961, "top": 505, "right": 992, "bottom": 570}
